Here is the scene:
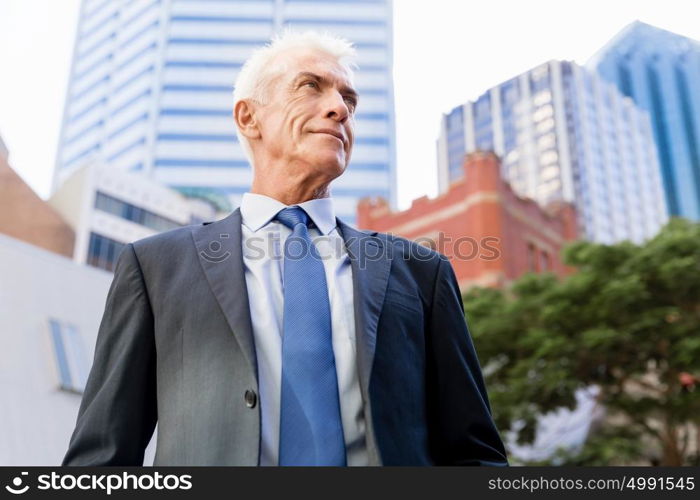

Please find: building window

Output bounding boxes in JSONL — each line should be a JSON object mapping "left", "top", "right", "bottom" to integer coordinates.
{"left": 674, "top": 63, "right": 700, "bottom": 205}
{"left": 537, "top": 133, "right": 556, "bottom": 150}
{"left": 533, "top": 104, "right": 554, "bottom": 122}
{"left": 448, "top": 105, "right": 464, "bottom": 129}
{"left": 94, "top": 191, "right": 181, "bottom": 232}
{"left": 645, "top": 62, "right": 678, "bottom": 214}
{"left": 501, "top": 79, "right": 519, "bottom": 105}
{"left": 48, "top": 319, "right": 89, "bottom": 394}
{"left": 540, "top": 151, "right": 559, "bottom": 167}
{"left": 541, "top": 250, "right": 550, "bottom": 271}
{"left": 475, "top": 94, "right": 491, "bottom": 118}
{"left": 527, "top": 242, "right": 537, "bottom": 271}
{"left": 535, "top": 118, "right": 555, "bottom": 134}
{"left": 87, "top": 232, "right": 126, "bottom": 272}
{"left": 533, "top": 89, "right": 552, "bottom": 106}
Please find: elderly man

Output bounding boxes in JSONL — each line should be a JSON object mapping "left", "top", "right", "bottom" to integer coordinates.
{"left": 62, "top": 30, "right": 507, "bottom": 466}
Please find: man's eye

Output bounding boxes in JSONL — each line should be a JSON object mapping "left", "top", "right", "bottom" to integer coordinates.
{"left": 304, "top": 81, "right": 318, "bottom": 88}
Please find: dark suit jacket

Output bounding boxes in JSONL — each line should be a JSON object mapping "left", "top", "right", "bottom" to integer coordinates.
{"left": 62, "top": 208, "right": 508, "bottom": 466}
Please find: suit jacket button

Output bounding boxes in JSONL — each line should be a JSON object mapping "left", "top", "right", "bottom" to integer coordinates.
{"left": 244, "top": 390, "right": 257, "bottom": 408}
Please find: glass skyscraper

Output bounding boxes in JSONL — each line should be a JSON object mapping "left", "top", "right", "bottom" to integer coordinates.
{"left": 54, "top": 0, "right": 396, "bottom": 225}
{"left": 437, "top": 60, "right": 667, "bottom": 244}
{"left": 588, "top": 21, "right": 700, "bottom": 221}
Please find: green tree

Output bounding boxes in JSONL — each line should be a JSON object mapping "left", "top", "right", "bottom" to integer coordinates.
{"left": 464, "top": 218, "right": 700, "bottom": 465}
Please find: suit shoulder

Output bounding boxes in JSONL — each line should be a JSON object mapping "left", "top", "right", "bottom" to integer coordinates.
{"left": 128, "top": 224, "right": 203, "bottom": 270}
{"left": 372, "top": 230, "right": 446, "bottom": 264}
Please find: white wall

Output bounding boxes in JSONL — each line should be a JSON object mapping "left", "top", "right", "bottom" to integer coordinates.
{"left": 0, "top": 233, "right": 157, "bottom": 465}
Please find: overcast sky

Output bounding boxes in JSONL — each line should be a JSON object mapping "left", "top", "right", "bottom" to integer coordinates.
{"left": 1, "top": 0, "right": 699, "bottom": 209}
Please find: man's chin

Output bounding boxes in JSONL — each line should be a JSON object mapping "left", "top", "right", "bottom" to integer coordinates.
{"left": 312, "top": 157, "right": 347, "bottom": 177}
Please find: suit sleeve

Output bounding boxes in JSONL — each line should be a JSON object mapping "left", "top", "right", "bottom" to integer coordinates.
{"left": 426, "top": 256, "right": 508, "bottom": 466}
{"left": 62, "top": 243, "right": 158, "bottom": 466}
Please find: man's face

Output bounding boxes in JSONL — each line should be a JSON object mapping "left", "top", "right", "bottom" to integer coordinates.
{"left": 252, "top": 48, "right": 358, "bottom": 181}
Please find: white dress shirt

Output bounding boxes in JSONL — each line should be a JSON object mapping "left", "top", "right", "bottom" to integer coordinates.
{"left": 239, "top": 192, "right": 368, "bottom": 466}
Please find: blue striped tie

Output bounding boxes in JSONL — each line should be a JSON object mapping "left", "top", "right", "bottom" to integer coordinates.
{"left": 275, "top": 206, "right": 346, "bottom": 466}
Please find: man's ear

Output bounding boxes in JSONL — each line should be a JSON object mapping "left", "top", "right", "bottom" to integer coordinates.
{"left": 234, "top": 99, "right": 262, "bottom": 140}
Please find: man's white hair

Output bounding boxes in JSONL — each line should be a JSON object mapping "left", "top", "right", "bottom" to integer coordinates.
{"left": 232, "top": 29, "right": 358, "bottom": 169}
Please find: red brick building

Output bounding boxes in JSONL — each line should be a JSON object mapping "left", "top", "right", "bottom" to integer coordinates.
{"left": 0, "top": 143, "right": 75, "bottom": 258}
{"left": 357, "top": 151, "right": 578, "bottom": 290}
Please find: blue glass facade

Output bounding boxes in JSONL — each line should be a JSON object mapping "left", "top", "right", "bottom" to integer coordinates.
{"left": 500, "top": 78, "right": 520, "bottom": 156}
{"left": 589, "top": 21, "right": 700, "bottom": 220}
{"left": 445, "top": 105, "right": 465, "bottom": 181}
{"left": 473, "top": 94, "right": 493, "bottom": 151}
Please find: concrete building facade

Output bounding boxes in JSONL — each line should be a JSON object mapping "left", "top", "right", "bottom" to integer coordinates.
{"left": 0, "top": 233, "right": 110, "bottom": 465}
{"left": 0, "top": 233, "right": 158, "bottom": 465}
{"left": 49, "top": 160, "right": 227, "bottom": 272}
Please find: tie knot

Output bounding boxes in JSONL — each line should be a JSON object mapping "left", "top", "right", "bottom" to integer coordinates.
{"left": 275, "top": 206, "right": 310, "bottom": 230}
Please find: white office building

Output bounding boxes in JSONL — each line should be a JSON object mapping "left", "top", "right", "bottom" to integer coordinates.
{"left": 49, "top": 160, "right": 227, "bottom": 272}
{"left": 54, "top": 0, "right": 397, "bottom": 225}
{"left": 437, "top": 60, "right": 668, "bottom": 244}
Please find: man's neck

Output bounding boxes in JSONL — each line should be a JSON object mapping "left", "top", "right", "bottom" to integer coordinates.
{"left": 250, "top": 177, "right": 331, "bottom": 206}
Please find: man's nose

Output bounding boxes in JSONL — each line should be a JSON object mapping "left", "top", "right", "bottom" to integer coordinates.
{"left": 324, "top": 90, "right": 350, "bottom": 122}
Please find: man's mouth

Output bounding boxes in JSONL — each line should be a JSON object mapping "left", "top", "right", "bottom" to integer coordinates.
{"left": 313, "top": 129, "right": 345, "bottom": 145}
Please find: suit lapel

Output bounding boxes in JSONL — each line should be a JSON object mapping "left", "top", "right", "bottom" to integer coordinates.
{"left": 337, "top": 219, "right": 392, "bottom": 465}
{"left": 337, "top": 221, "right": 391, "bottom": 394}
{"left": 190, "top": 208, "right": 258, "bottom": 378}
{"left": 191, "top": 211, "right": 390, "bottom": 464}
{"left": 191, "top": 213, "right": 390, "bottom": 390}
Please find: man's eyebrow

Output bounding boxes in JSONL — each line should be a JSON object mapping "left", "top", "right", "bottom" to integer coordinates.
{"left": 293, "top": 71, "right": 359, "bottom": 99}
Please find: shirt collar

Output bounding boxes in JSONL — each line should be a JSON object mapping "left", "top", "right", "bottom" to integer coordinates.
{"left": 240, "top": 192, "right": 337, "bottom": 235}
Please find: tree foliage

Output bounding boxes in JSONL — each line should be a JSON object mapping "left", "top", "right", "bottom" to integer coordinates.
{"left": 464, "top": 218, "right": 700, "bottom": 465}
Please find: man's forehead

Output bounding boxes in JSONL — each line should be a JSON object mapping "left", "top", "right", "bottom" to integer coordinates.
{"left": 279, "top": 48, "right": 354, "bottom": 86}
